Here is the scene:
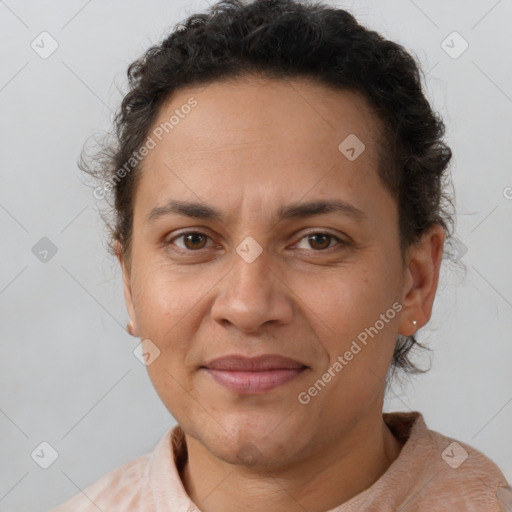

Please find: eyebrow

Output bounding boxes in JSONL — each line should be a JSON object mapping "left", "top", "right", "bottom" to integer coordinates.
{"left": 145, "top": 199, "right": 367, "bottom": 225}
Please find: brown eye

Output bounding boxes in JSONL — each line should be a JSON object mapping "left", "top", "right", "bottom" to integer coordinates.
{"left": 296, "top": 232, "right": 344, "bottom": 251}
{"left": 308, "top": 233, "right": 331, "bottom": 250}
{"left": 170, "top": 232, "right": 210, "bottom": 251}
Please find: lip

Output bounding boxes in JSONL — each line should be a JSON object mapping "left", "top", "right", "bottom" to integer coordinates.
{"left": 201, "top": 355, "right": 308, "bottom": 394}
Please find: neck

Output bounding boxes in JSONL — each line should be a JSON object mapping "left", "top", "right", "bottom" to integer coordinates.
{"left": 180, "top": 411, "right": 404, "bottom": 512}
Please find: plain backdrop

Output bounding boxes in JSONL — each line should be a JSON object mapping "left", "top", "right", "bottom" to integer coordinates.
{"left": 1, "top": 0, "right": 511, "bottom": 510}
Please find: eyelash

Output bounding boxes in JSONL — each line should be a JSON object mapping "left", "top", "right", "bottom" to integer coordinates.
{"left": 166, "top": 230, "right": 347, "bottom": 254}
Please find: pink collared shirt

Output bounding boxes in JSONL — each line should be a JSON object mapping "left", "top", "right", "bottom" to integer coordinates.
{"left": 49, "top": 411, "right": 511, "bottom": 511}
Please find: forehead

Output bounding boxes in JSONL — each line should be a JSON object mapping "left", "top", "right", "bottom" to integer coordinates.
{"left": 133, "top": 76, "right": 391, "bottom": 225}
{"left": 151, "top": 76, "right": 382, "bottom": 159}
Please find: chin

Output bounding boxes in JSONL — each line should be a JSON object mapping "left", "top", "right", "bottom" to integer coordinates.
{"left": 208, "top": 418, "right": 308, "bottom": 467}
{"left": 210, "top": 439, "right": 295, "bottom": 470}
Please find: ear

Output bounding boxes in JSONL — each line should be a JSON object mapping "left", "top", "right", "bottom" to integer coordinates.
{"left": 115, "top": 241, "right": 140, "bottom": 338}
{"left": 397, "top": 224, "right": 445, "bottom": 336}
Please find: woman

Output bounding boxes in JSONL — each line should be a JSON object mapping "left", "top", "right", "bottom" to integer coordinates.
{"left": 50, "top": 0, "right": 510, "bottom": 510}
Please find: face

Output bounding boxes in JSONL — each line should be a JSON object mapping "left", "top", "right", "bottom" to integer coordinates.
{"left": 119, "top": 76, "right": 442, "bottom": 468}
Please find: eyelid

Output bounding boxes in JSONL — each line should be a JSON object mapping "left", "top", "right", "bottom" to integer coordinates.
{"left": 166, "top": 229, "right": 348, "bottom": 253}
{"left": 166, "top": 230, "right": 214, "bottom": 250}
{"left": 292, "top": 230, "right": 347, "bottom": 250}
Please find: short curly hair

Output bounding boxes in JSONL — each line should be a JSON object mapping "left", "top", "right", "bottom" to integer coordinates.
{"left": 81, "top": 0, "right": 454, "bottom": 377}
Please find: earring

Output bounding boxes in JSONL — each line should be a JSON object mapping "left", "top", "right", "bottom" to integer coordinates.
{"left": 411, "top": 320, "right": 418, "bottom": 327}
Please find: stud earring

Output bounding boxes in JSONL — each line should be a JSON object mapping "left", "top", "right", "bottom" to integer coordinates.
{"left": 411, "top": 320, "right": 418, "bottom": 327}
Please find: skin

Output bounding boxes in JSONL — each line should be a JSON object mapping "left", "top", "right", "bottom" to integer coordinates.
{"left": 117, "top": 75, "right": 444, "bottom": 512}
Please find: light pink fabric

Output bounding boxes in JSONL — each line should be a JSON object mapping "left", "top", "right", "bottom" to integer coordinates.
{"left": 49, "top": 411, "right": 511, "bottom": 511}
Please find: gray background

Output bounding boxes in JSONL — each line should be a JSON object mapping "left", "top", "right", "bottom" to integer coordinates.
{"left": 1, "top": 0, "right": 511, "bottom": 510}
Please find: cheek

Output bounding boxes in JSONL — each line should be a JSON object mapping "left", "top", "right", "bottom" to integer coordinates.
{"left": 130, "top": 259, "right": 208, "bottom": 337}
{"left": 129, "top": 260, "right": 220, "bottom": 389}
{"left": 300, "top": 259, "right": 401, "bottom": 382}
{"left": 303, "top": 262, "right": 399, "bottom": 336}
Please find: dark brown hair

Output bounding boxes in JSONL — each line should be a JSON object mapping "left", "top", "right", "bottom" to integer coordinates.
{"left": 81, "top": 0, "right": 454, "bottom": 376}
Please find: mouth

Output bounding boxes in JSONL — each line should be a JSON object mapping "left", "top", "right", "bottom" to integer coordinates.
{"left": 200, "top": 354, "right": 309, "bottom": 394}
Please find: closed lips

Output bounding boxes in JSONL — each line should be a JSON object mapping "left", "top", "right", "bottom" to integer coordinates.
{"left": 202, "top": 355, "right": 308, "bottom": 371}
{"left": 201, "top": 355, "right": 309, "bottom": 393}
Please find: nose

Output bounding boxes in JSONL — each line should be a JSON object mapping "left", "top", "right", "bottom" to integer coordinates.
{"left": 210, "top": 243, "right": 294, "bottom": 333}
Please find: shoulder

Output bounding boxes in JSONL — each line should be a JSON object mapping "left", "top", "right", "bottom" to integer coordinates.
{"left": 48, "top": 451, "right": 152, "bottom": 512}
{"left": 47, "top": 425, "right": 191, "bottom": 512}
{"left": 411, "top": 417, "right": 511, "bottom": 511}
